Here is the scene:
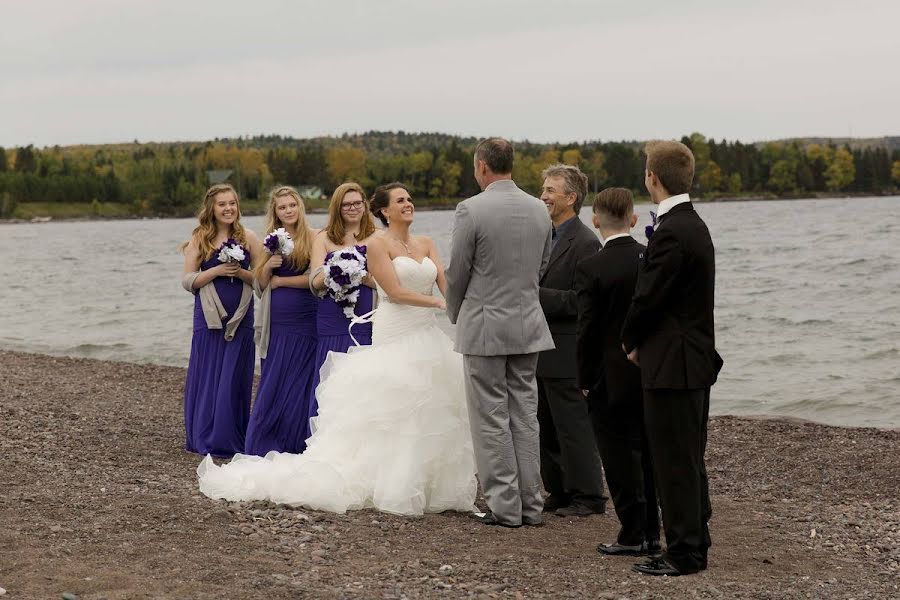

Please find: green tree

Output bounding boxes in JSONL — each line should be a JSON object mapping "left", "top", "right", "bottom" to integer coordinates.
{"left": 768, "top": 160, "right": 797, "bottom": 193}
{"left": 0, "top": 191, "right": 16, "bottom": 218}
{"left": 825, "top": 148, "right": 855, "bottom": 191}
{"left": 15, "top": 145, "right": 37, "bottom": 173}
{"left": 727, "top": 172, "right": 742, "bottom": 194}
{"left": 891, "top": 160, "right": 900, "bottom": 185}
{"left": 0, "top": 146, "right": 7, "bottom": 172}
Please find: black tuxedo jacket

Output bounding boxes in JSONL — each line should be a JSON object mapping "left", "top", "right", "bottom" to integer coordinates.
{"left": 537, "top": 217, "right": 601, "bottom": 378}
{"left": 621, "top": 202, "right": 723, "bottom": 390}
{"left": 575, "top": 236, "right": 645, "bottom": 399}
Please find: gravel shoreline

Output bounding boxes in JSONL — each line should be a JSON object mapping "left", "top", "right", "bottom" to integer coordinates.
{"left": 1, "top": 350, "right": 897, "bottom": 599}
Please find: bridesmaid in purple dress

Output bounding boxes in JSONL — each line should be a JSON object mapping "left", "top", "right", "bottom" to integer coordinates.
{"left": 181, "top": 184, "right": 262, "bottom": 457}
{"left": 307, "top": 182, "right": 377, "bottom": 423}
{"left": 244, "top": 186, "right": 319, "bottom": 455}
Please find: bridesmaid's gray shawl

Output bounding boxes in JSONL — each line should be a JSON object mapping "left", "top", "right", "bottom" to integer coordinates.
{"left": 181, "top": 272, "right": 253, "bottom": 342}
{"left": 253, "top": 278, "right": 273, "bottom": 359}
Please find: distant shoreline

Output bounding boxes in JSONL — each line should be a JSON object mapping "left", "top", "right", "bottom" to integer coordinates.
{"left": 2, "top": 192, "right": 897, "bottom": 225}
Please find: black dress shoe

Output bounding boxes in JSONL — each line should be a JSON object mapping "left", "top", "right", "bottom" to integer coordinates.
{"left": 597, "top": 542, "right": 646, "bottom": 556}
{"left": 469, "top": 511, "right": 521, "bottom": 528}
{"left": 542, "top": 494, "right": 572, "bottom": 512}
{"left": 632, "top": 557, "right": 698, "bottom": 577}
{"left": 555, "top": 500, "right": 606, "bottom": 517}
{"left": 522, "top": 518, "right": 545, "bottom": 528}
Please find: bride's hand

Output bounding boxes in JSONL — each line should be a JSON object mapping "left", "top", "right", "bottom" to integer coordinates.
{"left": 434, "top": 297, "right": 447, "bottom": 311}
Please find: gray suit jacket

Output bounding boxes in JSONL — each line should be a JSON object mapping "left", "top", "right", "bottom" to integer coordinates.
{"left": 445, "top": 179, "right": 555, "bottom": 356}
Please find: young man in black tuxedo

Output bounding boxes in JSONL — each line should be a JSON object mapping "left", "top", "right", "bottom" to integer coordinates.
{"left": 621, "top": 141, "right": 723, "bottom": 577}
{"left": 536, "top": 164, "right": 607, "bottom": 517}
{"left": 575, "top": 187, "right": 661, "bottom": 557}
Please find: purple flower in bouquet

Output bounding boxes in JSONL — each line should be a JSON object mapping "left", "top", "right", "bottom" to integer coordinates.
{"left": 323, "top": 245, "right": 368, "bottom": 319}
{"left": 263, "top": 228, "right": 294, "bottom": 256}
{"left": 645, "top": 210, "right": 658, "bottom": 241}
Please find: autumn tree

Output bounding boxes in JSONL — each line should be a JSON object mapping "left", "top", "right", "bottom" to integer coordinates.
{"left": 825, "top": 148, "right": 855, "bottom": 191}
{"left": 325, "top": 145, "right": 368, "bottom": 189}
{"left": 689, "top": 133, "right": 724, "bottom": 194}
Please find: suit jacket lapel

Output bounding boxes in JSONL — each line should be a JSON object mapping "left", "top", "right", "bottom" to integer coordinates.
{"left": 544, "top": 222, "right": 577, "bottom": 276}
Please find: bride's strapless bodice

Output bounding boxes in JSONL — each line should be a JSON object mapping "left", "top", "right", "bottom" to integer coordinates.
{"left": 372, "top": 256, "right": 439, "bottom": 344}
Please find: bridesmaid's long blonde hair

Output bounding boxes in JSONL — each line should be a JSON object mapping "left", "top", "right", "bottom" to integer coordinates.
{"left": 181, "top": 184, "right": 248, "bottom": 260}
{"left": 256, "top": 185, "right": 314, "bottom": 277}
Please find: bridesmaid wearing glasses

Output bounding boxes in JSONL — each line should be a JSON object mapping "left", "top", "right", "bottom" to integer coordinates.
{"left": 306, "top": 182, "right": 377, "bottom": 426}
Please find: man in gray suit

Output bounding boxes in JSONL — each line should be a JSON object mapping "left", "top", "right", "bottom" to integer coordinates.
{"left": 445, "top": 137, "right": 555, "bottom": 528}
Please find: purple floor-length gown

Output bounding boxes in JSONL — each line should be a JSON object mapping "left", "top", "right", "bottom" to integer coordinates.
{"left": 184, "top": 253, "right": 255, "bottom": 457}
{"left": 244, "top": 263, "right": 319, "bottom": 455}
{"left": 307, "top": 252, "right": 374, "bottom": 425}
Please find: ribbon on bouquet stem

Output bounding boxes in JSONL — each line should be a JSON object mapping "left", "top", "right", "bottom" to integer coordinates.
{"left": 348, "top": 309, "right": 377, "bottom": 347}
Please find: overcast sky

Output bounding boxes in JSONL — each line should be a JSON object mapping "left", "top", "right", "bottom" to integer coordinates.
{"left": 2, "top": 0, "right": 898, "bottom": 148}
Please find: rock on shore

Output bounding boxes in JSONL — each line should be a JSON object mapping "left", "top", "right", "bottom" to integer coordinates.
{"left": 0, "top": 350, "right": 897, "bottom": 598}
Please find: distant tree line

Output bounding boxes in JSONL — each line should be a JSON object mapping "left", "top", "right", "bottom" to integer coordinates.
{"left": 1, "top": 131, "right": 899, "bottom": 218}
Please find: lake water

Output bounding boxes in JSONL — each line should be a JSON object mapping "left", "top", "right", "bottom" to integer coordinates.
{"left": 1, "top": 197, "right": 898, "bottom": 428}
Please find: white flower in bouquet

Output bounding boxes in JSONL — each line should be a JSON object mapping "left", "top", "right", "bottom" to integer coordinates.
{"left": 216, "top": 238, "right": 246, "bottom": 282}
{"left": 263, "top": 228, "right": 295, "bottom": 256}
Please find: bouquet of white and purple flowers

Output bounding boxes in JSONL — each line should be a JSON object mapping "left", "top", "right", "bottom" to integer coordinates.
{"left": 216, "top": 238, "right": 246, "bottom": 282}
{"left": 323, "top": 245, "right": 368, "bottom": 319}
{"left": 263, "top": 228, "right": 295, "bottom": 256}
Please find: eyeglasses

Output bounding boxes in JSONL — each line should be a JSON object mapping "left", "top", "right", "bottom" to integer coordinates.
{"left": 341, "top": 201, "right": 365, "bottom": 211}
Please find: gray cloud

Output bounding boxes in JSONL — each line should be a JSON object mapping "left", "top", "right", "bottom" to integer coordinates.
{"left": 2, "top": 0, "right": 898, "bottom": 147}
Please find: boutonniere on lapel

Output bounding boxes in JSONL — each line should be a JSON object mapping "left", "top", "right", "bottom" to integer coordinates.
{"left": 644, "top": 210, "right": 658, "bottom": 241}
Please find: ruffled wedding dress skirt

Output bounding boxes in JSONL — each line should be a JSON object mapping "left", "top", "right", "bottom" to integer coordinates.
{"left": 198, "top": 257, "right": 477, "bottom": 516}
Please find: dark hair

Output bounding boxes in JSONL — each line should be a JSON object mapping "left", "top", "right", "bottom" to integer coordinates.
{"left": 542, "top": 163, "right": 589, "bottom": 213}
{"left": 369, "top": 182, "right": 410, "bottom": 226}
{"left": 592, "top": 187, "right": 634, "bottom": 225}
{"left": 644, "top": 140, "right": 695, "bottom": 195}
{"left": 475, "top": 137, "right": 514, "bottom": 174}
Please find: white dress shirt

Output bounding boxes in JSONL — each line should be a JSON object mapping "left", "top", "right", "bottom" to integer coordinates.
{"left": 601, "top": 233, "right": 633, "bottom": 247}
{"left": 655, "top": 193, "right": 692, "bottom": 219}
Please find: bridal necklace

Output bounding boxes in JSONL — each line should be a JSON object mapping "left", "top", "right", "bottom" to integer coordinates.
{"left": 388, "top": 232, "right": 412, "bottom": 256}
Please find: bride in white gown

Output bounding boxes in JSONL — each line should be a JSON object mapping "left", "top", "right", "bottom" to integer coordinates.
{"left": 198, "top": 183, "right": 477, "bottom": 516}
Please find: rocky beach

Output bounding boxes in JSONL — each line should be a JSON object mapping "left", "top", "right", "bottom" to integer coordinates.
{"left": 0, "top": 350, "right": 898, "bottom": 599}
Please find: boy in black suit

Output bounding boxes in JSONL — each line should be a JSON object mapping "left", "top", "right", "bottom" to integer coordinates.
{"left": 622, "top": 140, "right": 723, "bottom": 576}
{"left": 575, "top": 188, "right": 661, "bottom": 558}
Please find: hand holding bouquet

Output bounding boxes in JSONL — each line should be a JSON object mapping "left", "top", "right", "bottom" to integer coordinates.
{"left": 216, "top": 238, "right": 246, "bottom": 282}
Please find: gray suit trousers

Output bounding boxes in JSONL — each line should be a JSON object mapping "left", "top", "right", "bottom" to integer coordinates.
{"left": 463, "top": 352, "right": 543, "bottom": 526}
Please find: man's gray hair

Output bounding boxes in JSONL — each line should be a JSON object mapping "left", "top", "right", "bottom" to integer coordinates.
{"left": 542, "top": 163, "right": 589, "bottom": 212}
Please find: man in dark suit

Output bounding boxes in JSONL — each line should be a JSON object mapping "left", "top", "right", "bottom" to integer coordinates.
{"left": 575, "top": 187, "right": 661, "bottom": 557}
{"left": 622, "top": 141, "right": 723, "bottom": 576}
{"left": 536, "top": 164, "right": 606, "bottom": 517}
